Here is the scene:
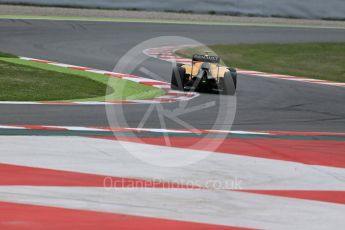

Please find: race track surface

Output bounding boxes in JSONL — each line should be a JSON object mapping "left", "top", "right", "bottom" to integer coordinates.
{"left": 0, "top": 19, "right": 344, "bottom": 131}
{"left": 1, "top": 18, "right": 345, "bottom": 230}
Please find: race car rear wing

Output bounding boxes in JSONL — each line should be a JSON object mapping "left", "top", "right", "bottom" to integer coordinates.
{"left": 192, "top": 54, "right": 220, "bottom": 63}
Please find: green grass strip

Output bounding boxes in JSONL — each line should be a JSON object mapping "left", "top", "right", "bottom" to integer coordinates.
{"left": 176, "top": 43, "right": 345, "bottom": 83}
{"left": 0, "top": 15, "right": 344, "bottom": 29}
{"left": 0, "top": 57, "right": 164, "bottom": 101}
{"left": 0, "top": 51, "right": 18, "bottom": 58}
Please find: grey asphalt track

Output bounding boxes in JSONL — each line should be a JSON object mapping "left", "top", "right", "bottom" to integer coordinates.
{"left": 0, "top": 19, "right": 344, "bottom": 131}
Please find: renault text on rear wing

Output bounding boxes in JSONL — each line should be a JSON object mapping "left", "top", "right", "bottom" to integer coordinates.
{"left": 192, "top": 54, "right": 220, "bottom": 63}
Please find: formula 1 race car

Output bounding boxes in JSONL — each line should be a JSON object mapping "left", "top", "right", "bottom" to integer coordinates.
{"left": 171, "top": 54, "right": 237, "bottom": 95}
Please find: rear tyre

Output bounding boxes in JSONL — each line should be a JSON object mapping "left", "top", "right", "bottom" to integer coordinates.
{"left": 221, "top": 71, "right": 236, "bottom": 95}
{"left": 171, "top": 66, "right": 186, "bottom": 91}
{"left": 229, "top": 68, "right": 237, "bottom": 89}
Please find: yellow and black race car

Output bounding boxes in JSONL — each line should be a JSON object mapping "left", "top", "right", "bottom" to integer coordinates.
{"left": 171, "top": 54, "right": 237, "bottom": 95}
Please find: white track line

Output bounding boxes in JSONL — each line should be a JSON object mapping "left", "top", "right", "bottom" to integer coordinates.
{"left": 0, "top": 124, "right": 271, "bottom": 135}
{"left": 0, "top": 136, "right": 344, "bottom": 190}
{"left": 0, "top": 186, "right": 344, "bottom": 230}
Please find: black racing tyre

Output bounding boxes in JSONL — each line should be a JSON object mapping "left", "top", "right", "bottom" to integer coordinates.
{"left": 229, "top": 68, "right": 237, "bottom": 89}
{"left": 171, "top": 66, "right": 186, "bottom": 91}
{"left": 222, "top": 71, "right": 236, "bottom": 95}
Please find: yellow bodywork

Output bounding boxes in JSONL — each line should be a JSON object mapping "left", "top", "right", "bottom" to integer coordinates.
{"left": 181, "top": 62, "right": 229, "bottom": 79}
